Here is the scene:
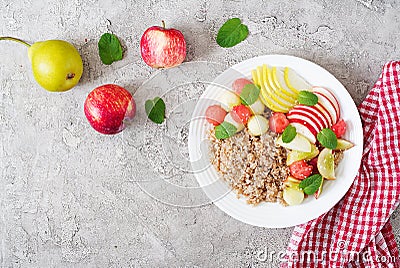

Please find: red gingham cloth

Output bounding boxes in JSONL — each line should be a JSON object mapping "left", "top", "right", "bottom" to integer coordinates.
{"left": 281, "top": 61, "right": 400, "bottom": 267}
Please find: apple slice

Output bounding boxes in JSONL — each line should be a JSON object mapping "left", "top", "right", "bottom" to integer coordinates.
{"left": 312, "top": 87, "right": 340, "bottom": 125}
{"left": 276, "top": 133, "right": 312, "bottom": 152}
{"left": 288, "top": 122, "right": 316, "bottom": 144}
{"left": 315, "top": 102, "right": 334, "bottom": 127}
{"left": 287, "top": 112, "right": 320, "bottom": 136}
{"left": 314, "top": 178, "right": 324, "bottom": 199}
{"left": 292, "top": 105, "right": 329, "bottom": 129}
{"left": 313, "top": 87, "right": 340, "bottom": 120}
{"left": 288, "top": 108, "right": 325, "bottom": 132}
{"left": 284, "top": 67, "right": 312, "bottom": 92}
{"left": 314, "top": 92, "right": 338, "bottom": 125}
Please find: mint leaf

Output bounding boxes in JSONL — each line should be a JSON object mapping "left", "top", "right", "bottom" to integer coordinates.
{"left": 317, "top": 128, "right": 338, "bottom": 149}
{"left": 215, "top": 122, "right": 237, "bottom": 139}
{"left": 299, "top": 174, "right": 323, "bottom": 195}
{"left": 298, "top": 91, "right": 318, "bottom": 106}
{"left": 145, "top": 97, "right": 166, "bottom": 124}
{"left": 282, "top": 125, "right": 297, "bottom": 143}
{"left": 98, "top": 33, "right": 123, "bottom": 65}
{"left": 216, "top": 18, "right": 249, "bottom": 48}
{"left": 240, "top": 84, "right": 260, "bottom": 106}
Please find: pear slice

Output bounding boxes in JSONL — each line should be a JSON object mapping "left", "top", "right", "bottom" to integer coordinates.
{"left": 276, "top": 133, "right": 312, "bottom": 152}
{"left": 258, "top": 88, "right": 283, "bottom": 112}
{"left": 283, "top": 176, "right": 303, "bottom": 187}
{"left": 284, "top": 67, "right": 312, "bottom": 93}
{"left": 271, "top": 67, "right": 297, "bottom": 103}
{"left": 335, "top": 139, "right": 354, "bottom": 151}
{"left": 254, "top": 65, "right": 289, "bottom": 112}
{"left": 260, "top": 87, "right": 290, "bottom": 113}
{"left": 283, "top": 187, "right": 304, "bottom": 206}
{"left": 274, "top": 67, "right": 299, "bottom": 98}
{"left": 317, "top": 148, "right": 335, "bottom": 180}
{"left": 252, "top": 64, "right": 312, "bottom": 113}
{"left": 251, "top": 69, "right": 260, "bottom": 86}
{"left": 264, "top": 66, "right": 293, "bottom": 108}
{"left": 287, "top": 144, "right": 319, "bottom": 165}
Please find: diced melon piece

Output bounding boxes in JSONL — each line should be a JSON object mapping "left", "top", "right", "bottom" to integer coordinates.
{"left": 247, "top": 115, "right": 269, "bottom": 136}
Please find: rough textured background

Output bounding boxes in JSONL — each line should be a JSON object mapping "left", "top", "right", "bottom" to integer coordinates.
{"left": 0, "top": 0, "right": 399, "bottom": 267}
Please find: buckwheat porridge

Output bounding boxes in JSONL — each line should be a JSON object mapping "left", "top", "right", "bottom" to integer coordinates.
{"left": 203, "top": 64, "right": 352, "bottom": 206}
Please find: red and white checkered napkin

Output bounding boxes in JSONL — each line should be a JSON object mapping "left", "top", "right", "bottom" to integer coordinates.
{"left": 282, "top": 61, "right": 400, "bottom": 268}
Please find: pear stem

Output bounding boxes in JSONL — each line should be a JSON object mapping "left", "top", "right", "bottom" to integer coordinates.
{"left": 0, "top": 36, "right": 31, "bottom": 47}
{"left": 161, "top": 20, "right": 166, "bottom": 29}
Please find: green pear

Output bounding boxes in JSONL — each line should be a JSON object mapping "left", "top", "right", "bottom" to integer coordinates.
{"left": 0, "top": 37, "right": 83, "bottom": 92}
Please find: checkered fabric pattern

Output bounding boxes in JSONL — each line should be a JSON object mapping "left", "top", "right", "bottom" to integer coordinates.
{"left": 282, "top": 61, "right": 400, "bottom": 268}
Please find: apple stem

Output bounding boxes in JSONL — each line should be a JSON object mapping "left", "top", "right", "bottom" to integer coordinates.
{"left": 0, "top": 36, "right": 31, "bottom": 47}
{"left": 161, "top": 20, "right": 166, "bottom": 29}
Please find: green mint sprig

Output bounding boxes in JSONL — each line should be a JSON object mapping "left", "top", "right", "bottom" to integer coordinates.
{"left": 145, "top": 97, "right": 166, "bottom": 124}
{"left": 297, "top": 91, "right": 318, "bottom": 106}
{"left": 282, "top": 125, "right": 297, "bottom": 143}
{"left": 215, "top": 122, "right": 237, "bottom": 139}
{"left": 216, "top": 18, "right": 249, "bottom": 48}
{"left": 317, "top": 128, "right": 338, "bottom": 149}
{"left": 240, "top": 84, "right": 260, "bottom": 106}
{"left": 98, "top": 33, "right": 123, "bottom": 65}
{"left": 299, "top": 174, "right": 323, "bottom": 195}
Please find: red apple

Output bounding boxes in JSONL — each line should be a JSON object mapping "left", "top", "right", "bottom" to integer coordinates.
{"left": 140, "top": 21, "right": 186, "bottom": 68}
{"left": 84, "top": 84, "right": 136, "bottom": 135}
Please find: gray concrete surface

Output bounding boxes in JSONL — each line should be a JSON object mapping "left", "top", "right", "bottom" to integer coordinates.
{"left": 1, "top": 0, "right": 399, "bottom": 267}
